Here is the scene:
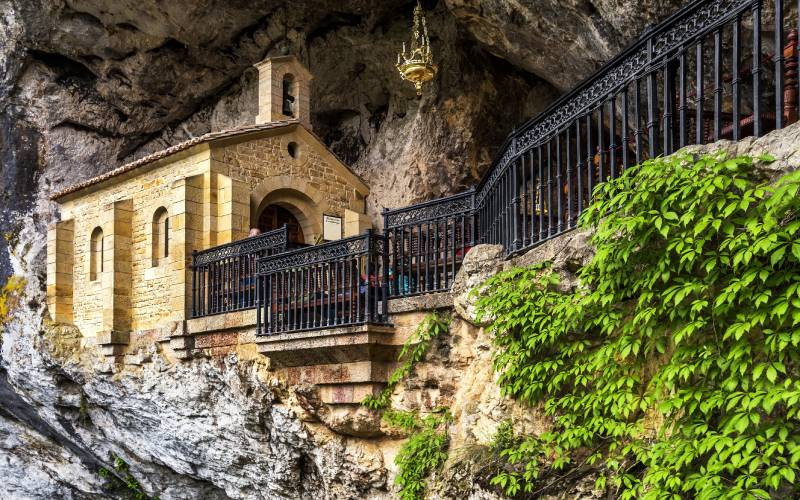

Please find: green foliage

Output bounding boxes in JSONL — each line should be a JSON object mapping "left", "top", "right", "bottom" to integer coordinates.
{"left": 362, "top": 312, "right": 450, "bottom": 409}
{"left": 476, "top": 152, "right": 800, "bottom": 498}
{"left": 358, "top": 313, "right": 451, "bottom": 498}
{"left": 98, "top": 454, "right": 159, "bottom": 500}
{"left": 384, "top": 408, "right": 421, "bottom": 433}
{"left": 394, "top": 410, "right": 453, "bottom": 500}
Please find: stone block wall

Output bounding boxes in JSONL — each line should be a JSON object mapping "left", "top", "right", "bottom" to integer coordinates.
{"left": 51, "top": 127, "right": 370, "bottom": 349}
{"left": 212, "top": 127, "right": 368, "bottom": 240}
{"left": 46, "top": 219, "right": 74, "bottom": 323}
{"left": 59, "top": 148, "right": 211, "bottom": 338}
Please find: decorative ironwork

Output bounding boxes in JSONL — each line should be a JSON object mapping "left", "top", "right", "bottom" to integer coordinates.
{"left": 397, "top": 0, "right": 438, "bottom": 96}
{"left": 190, "top": 226, "right": 289, "bottom": 318}
{"left": 390, "top": 0, "right": 798, "bottom": 274}
{"left": 256, "top": 230, "right": 390, "bottom": 335}
{"left": 476, "top": 0, "right": 753, "bottom": 207}
{"left": 193, "top": 226, "right": 288, "bottom": 265}
{"left": 257, "top": 233, "right": 375, "bottom": 274}
{"left": 384, "top": 190, "right": 473, "bottom": 228}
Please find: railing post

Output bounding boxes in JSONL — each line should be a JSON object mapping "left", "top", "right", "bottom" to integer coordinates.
{"left": 256, "top": 270, "right": 262, "bottom": 336}
{"left": 364, "top": 229, "right": 373, "bottom": 323}
{"left": 647, "top": 37, "right": 658, "bottom": 158}
{"left": 381, "top": 232, "right": 390, "bottom": 323}
{"left": 382, "top": 208, "right": 391, "bottom": 298}
{"left": 191, "top": 250, "right": 198, "bottom": 318}
{"left": 470, "top": 186, "right": 477, "bottom": 246}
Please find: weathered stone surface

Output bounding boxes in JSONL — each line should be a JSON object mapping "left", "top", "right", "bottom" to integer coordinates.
{"left": 0, "top": 0, "right": 710, "bottom": 496}
{"left": 451, "top": 244, "right": 504, "bottom": 325}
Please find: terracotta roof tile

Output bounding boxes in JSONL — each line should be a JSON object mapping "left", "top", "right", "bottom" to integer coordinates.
{"left": 51, "top": 119, "right": 300, "bottom": 200}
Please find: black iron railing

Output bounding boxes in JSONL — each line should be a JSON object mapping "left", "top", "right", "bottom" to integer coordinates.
{"left": 256, "top": 231, "right": 390, "bottom": 335}
{"left": 383, "top": 190, "right": 477, "bottom": 298}
{"left": 385, "top": 0, "right": 800, "bottom": 294}
{"left": 192, "top": 0, "right": 800, "bottom": 328}
{"left": 191, "top": 225, "right": 288, "bottom": 318}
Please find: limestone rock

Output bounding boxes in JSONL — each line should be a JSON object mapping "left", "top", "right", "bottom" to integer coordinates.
{"left": 0, "top": 0, "right": 704, "bottom": 497}
{"left": 451, "top": 244, "right": 504, "bottom": 325}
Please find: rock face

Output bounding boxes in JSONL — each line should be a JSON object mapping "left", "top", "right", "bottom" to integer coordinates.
{"left": 0, "top": 0, "right": 692, "bottom": 497}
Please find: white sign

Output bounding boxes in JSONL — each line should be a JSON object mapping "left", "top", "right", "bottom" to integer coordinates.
{"left": 323, "top": 215, "right": 342, "bottom": 241}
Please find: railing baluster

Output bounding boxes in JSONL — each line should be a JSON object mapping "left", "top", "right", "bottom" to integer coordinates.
{"left": 776, "top": 0, "right": 785, "bottom": 130}
{"left": 733, "top": 14, "right": 741, "bottom": 141}
{"left": 609, "top": 95, "right": 617, "bottom": 180}
{"left": 679, "top": 48, "right": 687, "bottom": 148}
{"left": 585, "top": 113, "right": 594, "bottom": 202}
{"left": 647, "top": 38, "right": 658, "bottom": 158}
{"left": 566, "top": 125, "right": 573, "bottom": 228}
{"left": 556, "top": 132, "right": 564, "bottom": 234}
{"left": 598, "top": 105, "right": 605, "bottom": 184}
{"left": 753, "top": 0, "right": 762, "bottom": 137}
{"left": 714, "top": 27, "right": 723, "bottom": 141}
{"left": 664, "top": 58, "right": 674, "bottom": 155}
{"left": 622, "top": 85, "right": 630, "bottom": 170}
{"left": 696, "top": 38, "right": 704, "bottom": 144}
{"left": 635, "top": 79, "right": 642, "bottom": 164}
{"left": 575, "top": 119, "right": 584, "bottom": 218}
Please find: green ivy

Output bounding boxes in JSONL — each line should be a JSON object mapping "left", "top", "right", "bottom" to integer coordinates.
{"left": 394, "top": 410, "right": 453, "bottom": 500}
{"left": 362, "top": 312, "right": 450, "bottom": 410}
{"left": 98, "top": 454, "right": 160, "bottom": 500}
{"left": 476, "top": 152, "right": 800, "bottom": 498}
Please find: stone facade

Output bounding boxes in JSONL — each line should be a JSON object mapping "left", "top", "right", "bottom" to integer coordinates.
{"left": 49, "top": 124, "right": 370, "bottom": 350}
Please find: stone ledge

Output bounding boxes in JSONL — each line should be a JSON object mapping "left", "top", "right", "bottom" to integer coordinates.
{"left": 387, "top": 291, "right": 453, "bottom": 314}
{"left": 96, "top": 330, "right": 129, "bottom": 346}
{"left": 186, "top": 309, "right": 257, "bottom": 334}
{"left": 256, "top": 323, "right": 398, "bottom": 367}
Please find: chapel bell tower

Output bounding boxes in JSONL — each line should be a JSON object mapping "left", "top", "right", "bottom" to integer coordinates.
{"left": 254, "top": 55, "right": 313, "bottom": 130}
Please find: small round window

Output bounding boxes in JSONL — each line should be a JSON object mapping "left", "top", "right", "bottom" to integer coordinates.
{"left": 287, "top": 141, "right": 299, "bottom": 159}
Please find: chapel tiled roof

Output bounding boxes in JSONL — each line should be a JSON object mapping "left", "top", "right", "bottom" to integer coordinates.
{"left": 50, "top": 119, "right": 300, "bottom": 200}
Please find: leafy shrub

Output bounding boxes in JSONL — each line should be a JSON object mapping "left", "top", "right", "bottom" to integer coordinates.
{"left": 477, "top": 152, "right": 800, "bottom": 498}
{"left": 394, "top": 410, "right": 452, "bottom": 500}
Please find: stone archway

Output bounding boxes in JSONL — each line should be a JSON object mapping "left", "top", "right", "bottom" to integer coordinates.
{"left": 250, "top": 177, "right": 327, "bottom": 244}
{"left": 257, "top": 204, "right": 305, "bottom": 244}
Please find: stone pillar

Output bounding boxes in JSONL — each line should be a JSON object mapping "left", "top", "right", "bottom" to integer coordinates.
{"left": 202, "top": 170, "right": 218, "bottom": 249}
{"left": 97, "top": 199, "right": 133, "bottom": 359}
{"left": 343, "top": 209, "right": 372, "bottom": 238}
{"left": 46, "top": 219, "right": 74, "bottom": 324}
{"left": 217, "top": 175, "right": 250, "bottom": 244}
{"left": 167, "top": 174, "right": 205, "bottom": 358}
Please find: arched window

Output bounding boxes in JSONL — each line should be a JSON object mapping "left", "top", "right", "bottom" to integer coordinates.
{"left": 90, "top": 227, "right": 103, "bottom": 281}
{"left": 282, "top": 74, "right": 295, "bottom": 117}
{"left": 152, "top": 207, "right": 169, "bottom": 265}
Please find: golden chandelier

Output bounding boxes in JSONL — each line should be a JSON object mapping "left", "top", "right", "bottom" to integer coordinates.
{"left": 396, "top": 1, "right": 438, "bottom": 96}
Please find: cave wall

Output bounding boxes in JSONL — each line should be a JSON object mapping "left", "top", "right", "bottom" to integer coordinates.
{"left": 0, "top": 0, "right": 689, "bottom": 498}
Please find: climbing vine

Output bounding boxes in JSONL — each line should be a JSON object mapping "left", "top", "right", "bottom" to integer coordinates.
{"left": 392, "top": 409, "right": 452, "bottom": 500}
{"left": 360, "top": 311, "right": 451, "bottom": 499}
{"left": 476, "top": 152, "right": 800, "bottom": 498}
{"left": 362, "top": 312, "right": 450, "bottom": 410}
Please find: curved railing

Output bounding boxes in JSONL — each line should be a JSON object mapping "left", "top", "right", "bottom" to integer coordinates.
{"left": 385, "top": 0, "right": 800, "bottom": 298}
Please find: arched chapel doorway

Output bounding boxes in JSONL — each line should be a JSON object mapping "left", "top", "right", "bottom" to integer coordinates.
{"left": 257, "top": 204, "right": 305, "bottom": 245}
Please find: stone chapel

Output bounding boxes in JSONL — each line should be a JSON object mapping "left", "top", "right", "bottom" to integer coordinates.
{"left": 47, "top": 55, "right": 373, "bottom": 351}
